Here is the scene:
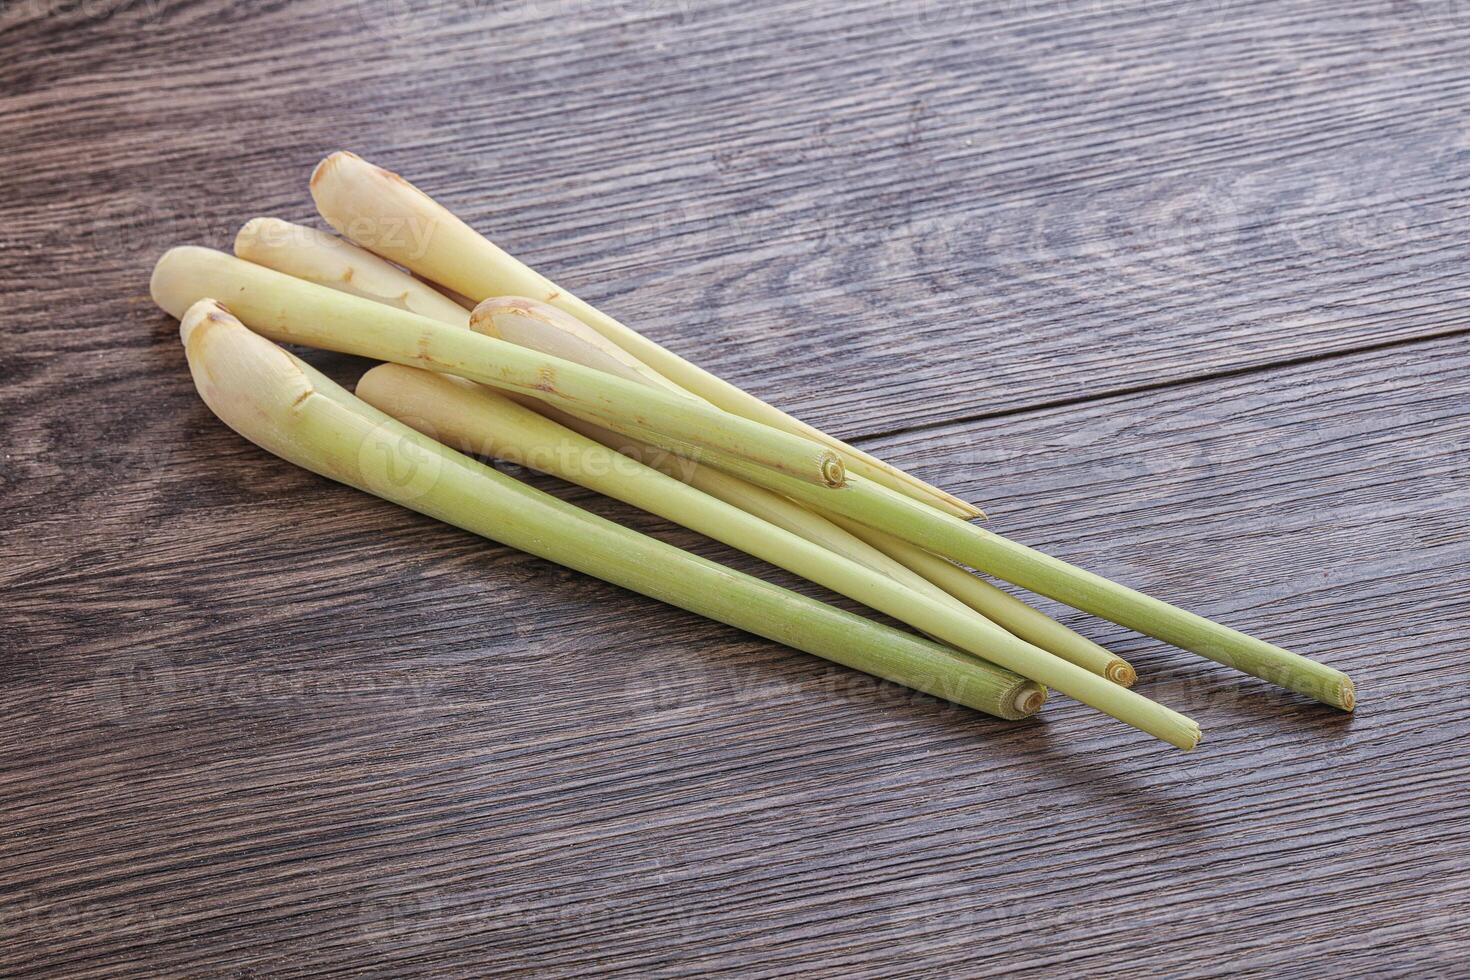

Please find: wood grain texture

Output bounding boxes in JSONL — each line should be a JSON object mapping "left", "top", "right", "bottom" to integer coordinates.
{"left": 2, "top": 0, "right": 1469, "bottom": 975}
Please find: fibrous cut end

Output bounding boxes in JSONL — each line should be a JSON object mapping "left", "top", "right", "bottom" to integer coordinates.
{"left": 310, "top": 149, "right": 436, "bottom": 228}
{"left": 1106, "top": 660, "right": 1137, "bottom": 687}
{"left": 1180, "top": 721, "right": 1203, "bottom": 752}
{"left": 233, "top": 216, "right": 276, "bottom": 255}
{"left": 1015, "top": 683, "right": 1048, "bottom": 718}
{"left": 819, "top": 453, "right": 846, "bottom": 488}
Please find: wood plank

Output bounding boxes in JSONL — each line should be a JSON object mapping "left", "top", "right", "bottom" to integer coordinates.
{"left": 3, "top": 325, "right": 1466, "bottom": 975}
{"left": 4, "top": 0, "right": 1470, "bottom": 448}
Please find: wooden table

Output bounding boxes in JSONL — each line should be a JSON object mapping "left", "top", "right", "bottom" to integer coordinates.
{"left": 3, "top": 1, "right": 1468, "bottom": 974}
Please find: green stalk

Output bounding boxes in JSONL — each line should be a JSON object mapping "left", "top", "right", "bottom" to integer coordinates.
{"left": 352, "top": 363, "right": 1197, "bottom": 749}
{"left": 678, "top": 452, "right": 1356, "bottom": 712}
{"left": 308, "top": 150, "right": 982, "bottom": 520}
{"left": 550, "top": 407, "right": 974, "bottom": 605}
{"left": 151, "top": 246, "right": 846, "bottom": 489}
{"left": 470, "top": 295, "right": 1134, "bottom": 686}
{"left": 178, "top": 299, "right": 1044, "bottom": 721}
{"left": 827, "top": 517, "right": 1136, "bottom": 686}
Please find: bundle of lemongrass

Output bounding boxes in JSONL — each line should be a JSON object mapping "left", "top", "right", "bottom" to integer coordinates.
{"left": 153, "top": 151, "right": 1356, "bottom": 751}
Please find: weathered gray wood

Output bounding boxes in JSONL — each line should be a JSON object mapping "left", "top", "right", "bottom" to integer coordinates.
{"left": 5, "top": 1, "right": 1470, "bottom": 443}
{"left": 5, "top": 331, "right": 1467, "bottom": 975}
{"left": 2, "top": 0, "right": 1469, "bottom": 976}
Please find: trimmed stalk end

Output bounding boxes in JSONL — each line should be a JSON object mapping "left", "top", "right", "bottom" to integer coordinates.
{"left": 1015, "top": 683, "right": 1047, "bottom": 718}
{"left": 177, "top": 300, "right": 319, "bottom": 465}
{"left": 1338, "top": 676, "right": 1357, "bottom": 712}
{"left": 1106, "top": 659, "right": 1138, "bottom": 687}
{"left": 819, "top": 452, "right": 846, "bottom": 488}
{"left": 1182, "top": 722, "right": 1202, "bottom": 752}
{"left": 953, "top": 499, "right": 987, "bottom": 521}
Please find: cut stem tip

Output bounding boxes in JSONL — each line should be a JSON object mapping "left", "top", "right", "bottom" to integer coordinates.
{"left": 1106, "top": 660, "right": 1138, "bottom": 688}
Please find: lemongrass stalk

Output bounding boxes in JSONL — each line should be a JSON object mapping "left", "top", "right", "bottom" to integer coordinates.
{"left": 179, "top": 300, "right": 1043, "bottom": 720}
{"left": 308, "top": 150, "right": 982, "bottom": 520}
{"left": 826, "top": 516, "right": 1135, "bottom": 686}
{"left": 151, "top": 246, "right": 846, "bottom": 489}
{"left": 234, "top": 218, "right": 474, "bottom": 327}
{"left": 667, "top": 450, "right": 1355, "bottom": 711}
{"left": 352, "top": 363, "right": 1198, "bottom": 749}
{"left": 545, "top": 405, "right": 973, "bottom": 606}
{"left": 472, "top": 296, "right": 1132, "bottom": 685}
